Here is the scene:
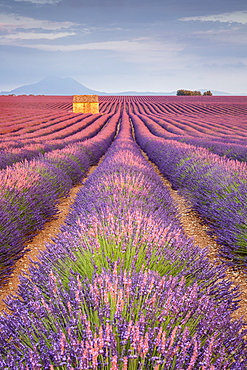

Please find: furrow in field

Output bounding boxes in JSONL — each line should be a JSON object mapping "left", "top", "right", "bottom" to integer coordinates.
{"left": 141, "top": 149, "right": 247, "bottom": 325}
{"left": 129, "top": 111, "right": 247, "bottom": 324}
{"left": 0, "top": 110, "right": 120, "bottom": 284}
{"left": 131, "top": 110, "right": 247, "bottom": 266}
{"left": 0, "top": 159, "right": 103, "bottom": 314}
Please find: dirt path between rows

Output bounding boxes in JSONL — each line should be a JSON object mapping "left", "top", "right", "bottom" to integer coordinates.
{"left": 0, "top": 164, "right": 99, "bottom": 314}
{"left": 144, "top": 152, "right": 247, "bottom": 324}
{"left": 168, "top": 186, "right": 247, "bottom": 323}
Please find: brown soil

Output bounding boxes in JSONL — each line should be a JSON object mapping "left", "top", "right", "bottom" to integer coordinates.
{"left": 145, "top": 153, "right": 247, "bottom": 325}
{"left": 166, "top": 184, "right": 247, "bottom": 323}
{"left": 0, "top": 164, "right": 98, "bottom": 314}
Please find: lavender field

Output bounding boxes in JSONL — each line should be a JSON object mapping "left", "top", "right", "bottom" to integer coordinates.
{"left": 0, "top": 95, "right": 246, "bottom": 369}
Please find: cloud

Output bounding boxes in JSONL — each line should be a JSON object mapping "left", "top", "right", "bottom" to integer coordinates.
{"left": 201, "top": 62, "right": 247, "bottom": 69}
{"left": 193, "top": 27, "right": 247, "bottom": 45}
{"left": 3, "top": 31, "right": 75, "bottom": 40}
{"left": 3, "top": 36, "right": 185, "bottom": 71}
{"left": 16, "top": 37, "right": 181, "bottom": 52}
{"left": 13, "top": 0, "right": 61, "bottom": 4}
{"left": 24, "top": 38, "right": 155, "bottom": 52}
{"left": 180, "top": 10, "right": 247, "bottom": 24}
{"left": 16, "top": 37, "right": 185, "bottom": 67}
{"left": 0, "top": 13, "right": 75, "bottom": 31}
{"left": 0, "top": 13, "right": 77, "bottom": 44}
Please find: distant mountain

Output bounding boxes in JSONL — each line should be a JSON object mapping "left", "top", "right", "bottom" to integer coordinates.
{"left": 0, "top": 77, "right": 176, "bottom": 96}
{"left": 0, "top": 76, "right": 105, "bottom": 96}
{"left": 1, "top": 76, "right": 246, "bottom": 96}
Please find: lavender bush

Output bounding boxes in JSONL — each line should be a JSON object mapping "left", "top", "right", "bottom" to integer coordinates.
{"left": 0, "top": 112, "right": 119, "bottom": 283}
{"left": 0, "top": 268, "right": 245, "bottom": 369}
{"left": 0, "top": 111, "right": 245, "bottom": 369}
{"left": 136, "top": 113, "right": 247, "bottom": 162}
{"left": 131, "top": 112, "right": 247, "bottom": 268}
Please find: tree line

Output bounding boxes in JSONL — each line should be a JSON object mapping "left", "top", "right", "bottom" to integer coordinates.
{"left": 177, "top": 89, "right": 213, "bottom": 96}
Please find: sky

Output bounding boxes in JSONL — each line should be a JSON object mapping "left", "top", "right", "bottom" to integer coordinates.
{"left": 0, "top": 0, "right": 247, "bottom": 94}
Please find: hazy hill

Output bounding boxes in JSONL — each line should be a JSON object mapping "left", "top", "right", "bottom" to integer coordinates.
{"left": 0, "top": 77, "right": 175, "bottom": 96}
{"left": 0, "top": 77, "right": 105, "bottom": 96}
{"left": 1, "top": 76, "right": 245, "bottom": 96}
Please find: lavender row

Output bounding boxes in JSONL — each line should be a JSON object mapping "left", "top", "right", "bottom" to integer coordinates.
{"left": 131, "top": 108, "right": 247, "bottom": 162}
{"left": 0, "top": 111, "right": 120, "bottom": 283}
{"left": 0, "top": 111, "right": 245, "bottom": 369}
{"left": 0, "top": 142, "right": 65, "bottom": 169}
{"left": 131, "top": 112, "right": 247, "bottom": 268}
{"left": 0, "top": 112, "right": 83, "bottom": 137}
{"left": 176, "top": 137, "right": 247, "bottom": 162}
{"left": 0, "top": 111, "right": 67, "bottom": 134}
{"left": 11, "top": 112, "right": 112, "bottom": 143}
{"left": 135, "top": 113, "right": 247, "bottom": 162}
{"left": 0, "top": 112, "right": 115, "bottom": 170}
